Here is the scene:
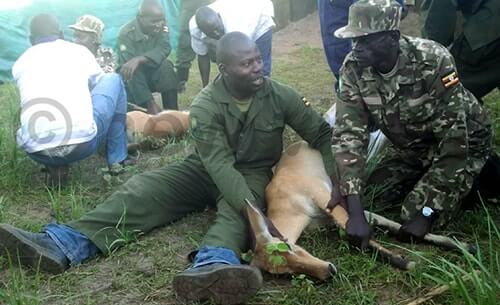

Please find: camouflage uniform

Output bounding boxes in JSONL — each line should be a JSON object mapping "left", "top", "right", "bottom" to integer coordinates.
{"left": 95, "top": 47, "right": 116, "bottom": 73}
{"left": 69, "top": 15, "right": 116, "bottom": 73}
{"left": 332, "top": 0, "right": 492, "bottom": 227}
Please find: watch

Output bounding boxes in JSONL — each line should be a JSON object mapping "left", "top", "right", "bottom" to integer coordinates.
{"left": 422, "top": 206, "right": 434, "bottom": 218}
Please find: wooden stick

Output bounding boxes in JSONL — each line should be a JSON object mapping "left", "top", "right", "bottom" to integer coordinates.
{"left": 128, "top": 102, "right": 147, "bottom": 112}
{"left": 403, "top": 270, "right": 480, "bottom": 305}
{"left": 326, "top": 205, "right": 416, "bottom": 270}
{"left": 365, "top": 211, "right": 476, "bottom": 254}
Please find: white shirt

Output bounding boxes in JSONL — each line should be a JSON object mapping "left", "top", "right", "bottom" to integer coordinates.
{"left": 13, "top": 39, "right": 103, "bottom": 153}
{"left": 189, "top": 0, "right": 275, "bottom": 56}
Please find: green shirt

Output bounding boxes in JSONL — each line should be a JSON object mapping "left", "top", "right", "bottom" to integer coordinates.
{"left": 190, "top": 76, "right": 335, "bottom": 211}
{"left": 117, "top": 19, "right": 172, "bottom": 68}
{"left": 234, "top": 97, "right": 253, "bottom": 113}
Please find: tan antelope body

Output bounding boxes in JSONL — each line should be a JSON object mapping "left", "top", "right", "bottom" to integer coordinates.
{"left": 247, "top": 141, "right": 474, "bottom": 280}
{"left": 126, "top": 110, "right": 190, "bottom": 150}
{"left": 247, "top": 141, "right": 337, "bottom": 280}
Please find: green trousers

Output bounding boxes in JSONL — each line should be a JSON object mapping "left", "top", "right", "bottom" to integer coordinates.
{"left": 125, "top": 58, "right": 178, "bottom": 107}
{"left": 68, "top": 154, "right": 271, "bottom": 255}
{"left": 175, "top": 0, "right": 214, "bottom": 73}
{"left": 364, "top": 143, "right": 488, "bottom": 227}
{"left": 451, "top": 35, "right": 500, "bottom": 99}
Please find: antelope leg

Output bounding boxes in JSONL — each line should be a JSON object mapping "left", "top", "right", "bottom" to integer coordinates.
{"left": 365, "top": 211, "right": 476, "bottom": 254}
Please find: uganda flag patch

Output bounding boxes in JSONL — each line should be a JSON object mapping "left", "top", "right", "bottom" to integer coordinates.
{"left": 441, "top": 71, "right": 459, "bottom": 88}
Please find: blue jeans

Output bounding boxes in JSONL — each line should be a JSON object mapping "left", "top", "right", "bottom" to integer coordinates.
{"left": 255, "top": 29, "right": 273, "bottom": 77}
{"left": 191, "top": 246, "right": 241, "bottom": 268}
{"left": 28, "top": 73, "right": 128, "bottom": 167}
{"left": 44, "top": 223, "right": 239, "bottom": 267}
{"left": 44, "top": 223, "right": 100, "bottom": 266}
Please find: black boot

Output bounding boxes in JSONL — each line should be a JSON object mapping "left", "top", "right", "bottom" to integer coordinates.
{"left": 0, "top": 224, "right": 69, "bottom": 274}
{"left": 173, "top": 264, "right": 263, "bottom": 305}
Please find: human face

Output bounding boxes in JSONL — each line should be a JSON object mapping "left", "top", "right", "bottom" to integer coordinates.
{"left": 222, "top": 45, "right": 264, "bottom": 98}
{"left": 352, "top": 31, "right": 399, "bottom": 71}
{"left": 73, "top": 30, "right": 98, "bottom": 53}
{"left": 203, "top": 14, "right": 224, "bottom": 39}
{"left": 138, "top": 9, "right": 165, "bottom": 35}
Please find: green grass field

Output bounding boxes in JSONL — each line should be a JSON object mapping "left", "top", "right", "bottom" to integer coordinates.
{"left": 1, "top": 37, "right": 499, "bottom": 305}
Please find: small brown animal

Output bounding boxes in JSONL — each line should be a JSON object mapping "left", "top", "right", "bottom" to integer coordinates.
{"left": 247, "top": 141, "right": 473, "bottom": 280}
{"left": 126, "top": 110, "right": 190, "bottom": 150}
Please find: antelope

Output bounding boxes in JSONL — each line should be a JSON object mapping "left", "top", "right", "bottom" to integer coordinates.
{"left": 126, "top": 110, "right": 190, "bottom": 151}
{"left": 246, "top": 140, "right": 474, "bottom": 280}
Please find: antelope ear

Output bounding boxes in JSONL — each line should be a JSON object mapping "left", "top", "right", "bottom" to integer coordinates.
{"left": 245, "top": 200, "right": 274, "bottom": 246}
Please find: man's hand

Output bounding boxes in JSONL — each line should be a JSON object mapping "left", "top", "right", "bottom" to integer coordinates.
{"left": 397, "top": 212, "right": 434, "bottom": 243}
{"left": 345, "top": 195, "right": 372, "bottom": 250}
{"left": 345, "top": 212, "right": 372, "bottom": 250}
{"left": 120, "top": 56, "right": 148, "bottom": 81}
{"left": 326, "top": 177, "right": 346, "bottom": 212}
{"left": 326, "top": 178, "right": 372, "bottom": 250}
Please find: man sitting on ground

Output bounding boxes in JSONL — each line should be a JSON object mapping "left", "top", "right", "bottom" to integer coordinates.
{"left": 13, "top": 14, "right": 129, "bottom": 186}
{"left": 117, "top": 0, "right": 178, "bottom": 113}
{"left": 1, "top": 32, "right": 335, "bottom": 305}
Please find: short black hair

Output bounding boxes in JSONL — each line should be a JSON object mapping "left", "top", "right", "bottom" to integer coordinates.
{"left": 216, "top": 32, "right": 255, "bottom": 65}
{"left": 30, "top": 14, "right": 61, "bottom": 40}
{"left": 139, "top": 0, "right": 163, "bottom": 15}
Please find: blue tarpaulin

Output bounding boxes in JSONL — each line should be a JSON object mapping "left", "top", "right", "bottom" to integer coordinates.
{"left": 0, "top": 0, "right": 181, "bottom": 82}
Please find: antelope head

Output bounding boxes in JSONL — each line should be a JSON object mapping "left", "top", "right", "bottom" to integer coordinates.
{"left": 245, "top": 201, "right": 337, "bottom": 281}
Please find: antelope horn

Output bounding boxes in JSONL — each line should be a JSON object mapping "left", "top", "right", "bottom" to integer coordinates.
{"left": 364, "top": 211, "right": 476, "bottom": 254}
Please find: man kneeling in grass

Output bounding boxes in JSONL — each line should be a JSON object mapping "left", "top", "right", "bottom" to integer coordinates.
{"left": 0, "top": 32, "right": 336, "bottom": 305}
{"left": 13, "top": 14, "right": 131, "bottom": 186}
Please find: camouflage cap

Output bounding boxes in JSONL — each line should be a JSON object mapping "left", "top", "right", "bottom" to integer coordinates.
{"left": 334, "top": 0, "right": 401, "bottom": 39}
{"left": 69, "top": 15, "right": 104, "bottom": 40}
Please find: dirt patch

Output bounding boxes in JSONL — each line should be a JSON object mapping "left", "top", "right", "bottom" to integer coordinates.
{"left": 273, "top": 8, "right": 422, "bottom": 57}
{"left": 273, "top": 12, "right": 323, "bottom": 56}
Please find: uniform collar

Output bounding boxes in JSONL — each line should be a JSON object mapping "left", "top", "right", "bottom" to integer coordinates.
{"left": 130, "top": 19, "right": 150, "bottom": 42}
{"left": 210, "top": 75, "right": 272, "bottom": 125}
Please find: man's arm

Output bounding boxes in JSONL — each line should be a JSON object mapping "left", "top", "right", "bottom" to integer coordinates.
{"left": 420, "top": 0, "right": 457, "bottom": 47}
{"left": 190, "top": 99, "right": 256, "bottom": 212}
{"left": 332, "top": 65, "right": 370, "bottom": 197}
{"left": 142, "top": 30, "right": 171, "bottom": 67}
{"left": 279, "top": 84, "right": 334, "bottom": 176}
{"left": 189, "top": 18, "right": 211, "bottom": 87}
{"left": 198, "top": 54, "right": 211, "bottom": 87}
{"left": 331, "top": 64, "right": 372, "bottom": 249}
{"left": 414, "top": 49, "right": 470, "bottom": 211}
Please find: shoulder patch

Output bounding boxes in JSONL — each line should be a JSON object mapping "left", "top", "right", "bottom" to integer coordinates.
{"left": 163, "top": 25, "right": 169, "bottom": 32}
{"left": 302, "top": 97, "right": 311, "bottom": 107}
{"left": 119, "top": 44, "right": 127, "bottom": 52}
{"left": 441, "top": 71, "right": 459, "bottom": 88}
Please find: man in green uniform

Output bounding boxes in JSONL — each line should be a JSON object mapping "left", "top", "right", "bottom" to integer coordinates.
{"left": 0, "top": 32, "right": 335, "bottom": 305}
{"left": 329, "top": 0, "right": 492, "bottom": 249}
{"left": 175, "top": 0, "right": 214, "bottom": 92}
{"left": 420, "top": 0, "right": 500, "bottom": 101}
{"left": 69, "top": 14, "right": 116, "bottom": 73}
{"left": 117, "top": 0, "right": 178, "bottom": 113}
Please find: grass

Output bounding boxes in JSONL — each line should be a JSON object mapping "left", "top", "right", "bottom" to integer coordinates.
{"left": 1, "top": 27, "right": 500, "bottom": 305}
